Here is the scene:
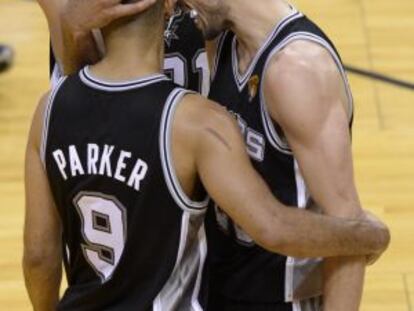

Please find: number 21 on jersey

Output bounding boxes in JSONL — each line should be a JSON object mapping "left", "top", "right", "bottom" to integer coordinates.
{"left": 164, "top": 50, "right": 210, "bottom": 96}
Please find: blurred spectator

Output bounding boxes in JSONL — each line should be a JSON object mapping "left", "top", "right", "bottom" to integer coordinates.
{"left": 0, "top": 44, "right": 13, "bottom": 73}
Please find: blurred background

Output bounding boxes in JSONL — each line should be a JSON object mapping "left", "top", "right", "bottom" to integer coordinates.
{"left": 0, "top": 0, "right": 413, "bottom": 310}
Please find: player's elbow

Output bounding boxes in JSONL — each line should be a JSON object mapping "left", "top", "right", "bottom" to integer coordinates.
{"left": 256, "top": 232, "right": 285, "bottom": 254}
{"left": 23, "top": 241, "right": 61, "bottom": 272}
{"left": 252, "top": 219, "right": 290, "bottom": 255}
{"left": 23, "top": 249, "right": 47, "bottom": 271}
{"left": 258, "top": 233, "right": 304, "bottom": 258}
{"left": 377, "top": 223, "right": 391, "bottom": 253}
{"left": 23, "top": 248, "right": 50, "bottom": 270}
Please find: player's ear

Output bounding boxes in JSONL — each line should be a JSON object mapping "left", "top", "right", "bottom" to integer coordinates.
{"left": 164, "top": 0, "right": 176, "bottom": 18}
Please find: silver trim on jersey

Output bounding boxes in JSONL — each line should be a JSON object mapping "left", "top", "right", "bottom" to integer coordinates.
{"left": 285, "top": 160, "right": 323, "bottom": 302}
{"left": 231, "top": 8, "right": 303, "bottom": 91}
{"left": 292, "top": 296, "right": 323, "bottom": 311}
{"left": 191, "top": 224, "right": 207, "bottom": 311}
{"left": 269, "top": 32, "right": 354, "bottom": 121}
{"left": 50, "top": 62, "right": 64, "bottom": 88}
{"left": 260, "top": 97, "right": 293, "bottom": 155}
{"left": 259, "top": 31, "right": 354, "bottom": 155}
{"left": 284, "top": 160, "right": 309, "bottom": 301}
{"left": 153, "top": 211, "right": 207, "bottom": 311}
{"left": 40, "top": 76, "right": 67, "bottom": 167}
{"left": 79, "top": 66, "right": 170, "bottom": 92}
{"left": 158, "top": 89, "right": 209, "bottom": 309}
{"left": 159, "top": 87, "right": 209, "bottom": 212}
{"left": 210, "top": 30, "right": 230, "bottom": 82}
{"left": 259, "top": 47, "right": 292, "bottom": 155}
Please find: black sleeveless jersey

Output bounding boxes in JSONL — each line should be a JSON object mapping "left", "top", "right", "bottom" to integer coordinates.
{"left": 42, "top": 68, "right": 209, "bottom": 310}
{"left": 206, "top": 10, "right": 354, "bottom": 305}
{"left": 50, "top": 9, "right": 209, "bottom": 95}
{"left": 163, "top": 8, "right": 209, "bottom": 96}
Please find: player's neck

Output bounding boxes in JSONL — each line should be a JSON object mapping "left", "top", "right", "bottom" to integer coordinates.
{"left": 90, "top": 29, "right": 164, "bottom": 82}
{"left": 230, "top": 0, "right": 293, "bottom": 71}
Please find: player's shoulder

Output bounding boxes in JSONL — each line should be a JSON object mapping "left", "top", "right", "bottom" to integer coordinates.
{"left": 35, "top": 90, "right": 52, "bottom": 123}
{"left": 268, "top": 39, "right": 338, "bottom": 80}
{"left": 176, "top": 93, "right": 238, "bottom": 136}
{"left": 264, "top": 39, "right": 340, "bottom": 96}
{"left": 28, "top": 90, "right": 52, "bottom": 150}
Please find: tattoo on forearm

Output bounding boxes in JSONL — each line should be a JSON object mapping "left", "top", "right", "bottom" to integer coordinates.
{"left": 205, "top": 128, "right": 232, "bottom": 151}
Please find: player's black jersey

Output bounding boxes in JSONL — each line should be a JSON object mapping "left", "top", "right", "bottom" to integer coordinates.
{"left": 42, "top": 69, "right": 209, "bottom": 310}
{"left": 50, "top": 8, "right": 209, "bottom": 95}
{"left": 164, "top": 8, "right": 209, "bottom": 96}
{"left": 207, "top": 9, "right": 354, "bottom": 305}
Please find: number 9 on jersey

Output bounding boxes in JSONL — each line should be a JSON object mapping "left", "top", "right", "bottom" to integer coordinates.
{"left": 74, "top": 192, "right": 127, "bottom": 282}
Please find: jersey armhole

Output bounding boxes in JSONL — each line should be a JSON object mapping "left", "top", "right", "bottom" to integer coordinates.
{"left": 259, "top": 46, "right": 293, "bottom": 155}
{"left": 285, "top": 32, "right": 354, "bottom": 121}
{"left": 159, "top": 88, "right": 209, "bottom": 213}
{"left": 40, "top": 76, "right": 67, "bottom": 168}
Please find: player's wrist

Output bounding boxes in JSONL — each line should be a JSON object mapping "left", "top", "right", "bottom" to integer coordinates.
{"left": 61, "top": 2, "right": 90, "bottom": 39}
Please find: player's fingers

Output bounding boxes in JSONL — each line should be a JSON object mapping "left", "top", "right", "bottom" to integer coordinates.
{"left": 110, "top": 0, "right": 157, "bottom": 20}
{"left": 101, "top": 0, "right": 123, "bottom": 6}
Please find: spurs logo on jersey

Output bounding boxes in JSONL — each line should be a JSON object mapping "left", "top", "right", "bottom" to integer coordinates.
{"left": 232, "top": 112, "right": 265, "bottom": 162}
{"left": 163, "top": 8, "right": 210, "bottom": 96}
{"left": 164, "top": 8, "right": 184, "bottom": 47}
{"left": 213, "top": 111, "right": 265, "bottom": 245}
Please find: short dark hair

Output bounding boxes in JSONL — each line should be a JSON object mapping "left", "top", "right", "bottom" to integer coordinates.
{"left": 104, "top": 0, "right": 164, "bottom": 34}
{"left": 120, "top": 0, "right": 164, "bottom": 26}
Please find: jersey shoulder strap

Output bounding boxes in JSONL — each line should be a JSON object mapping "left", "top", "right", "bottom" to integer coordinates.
{"left": 210, "top": 31, "right": 235, "bottom": 80}
{"left": 40, "top": 76, "right": 68, "bottom": 166}
{"left": 159, "top": 87, "right": 209, "bottom": 213}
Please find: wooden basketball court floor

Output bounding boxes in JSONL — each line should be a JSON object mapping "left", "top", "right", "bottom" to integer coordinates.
{"left": 0, "top": 0, "right": 413, "bottom": 310}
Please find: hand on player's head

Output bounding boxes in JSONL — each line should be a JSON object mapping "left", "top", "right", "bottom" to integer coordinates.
{"left": 63, "top": 0, "right": 158, "bottom": 34}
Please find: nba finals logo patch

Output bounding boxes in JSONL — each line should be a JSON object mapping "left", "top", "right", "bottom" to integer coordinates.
{"left": 248, "top": 75, "right": 259, "bottom": 102}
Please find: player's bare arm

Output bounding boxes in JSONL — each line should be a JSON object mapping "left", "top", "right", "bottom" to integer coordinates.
{"left": 23, "top": 92, "right": 63, "bottom": 310}
{"left": 172, "top": 94, "right": 390, "bottom": 258}
{"left": 263, "top": 40, "right": 389, "bottom": 310}
{"left": 37, "top": 0, "right": 157, "bottom": 75}
{"left": 37, "top": 0, "right": 67, "bottom": 67}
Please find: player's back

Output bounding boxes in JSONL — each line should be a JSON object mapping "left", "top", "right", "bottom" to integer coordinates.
{"left": 42, "top": 67, "right": 209, "bottom": 310}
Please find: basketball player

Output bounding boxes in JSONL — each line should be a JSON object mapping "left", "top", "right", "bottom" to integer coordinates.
{"left": 23, "top": 1, "right": 389, "bottom": 310}
{"left": 180, "top": 0, "right": 375, "bottom": 310}
{"left": 37, "top": 0, "right": 210, "bottom": 95}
